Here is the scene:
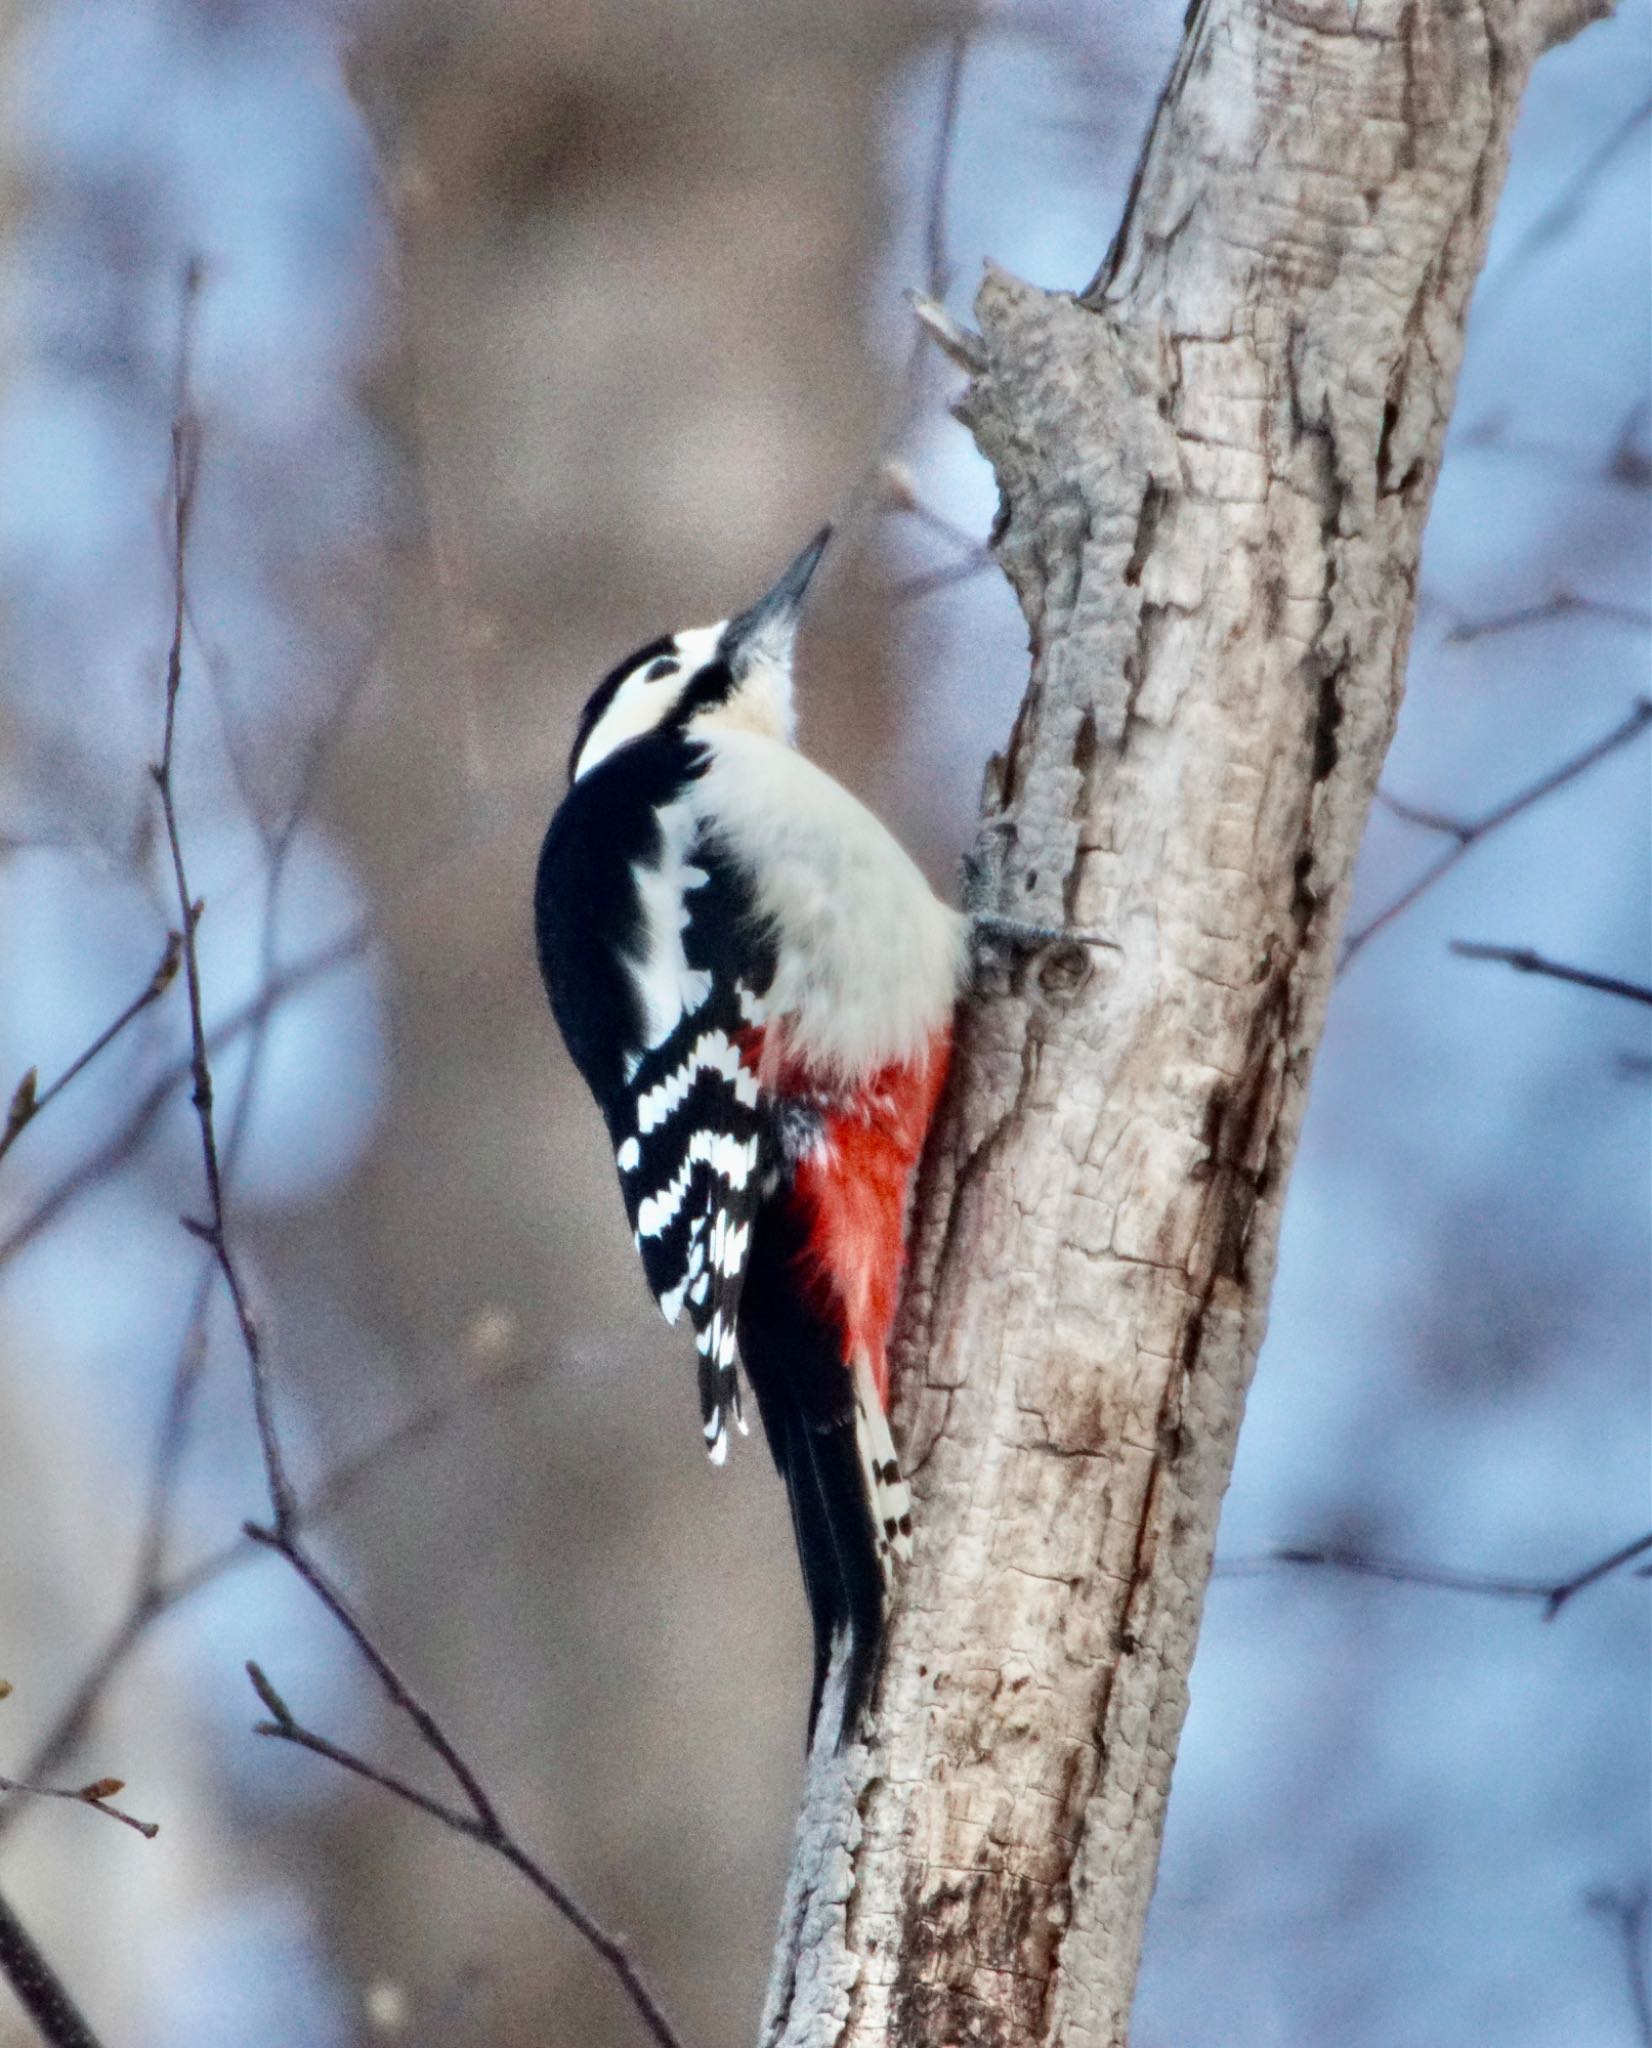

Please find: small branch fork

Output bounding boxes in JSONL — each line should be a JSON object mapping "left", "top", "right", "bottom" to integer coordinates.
{"left": 0, "top": 1680, "right": 158, "bottom": 1845}
{"left": 1216, "top": 1527, "right": 1652, "bottom": 1620}
{"left": 1342, "top": 697, "right": 1652, "bottom": 969}
{"left": 243, "top": 1659, "right": 680, "bottom": 2044}
{"left": 883, "top": 462, "right": 996, "bottom": 605}
{"left": 140, "top": 289, "right": 688, "bottom": 2048}
{"left": 231, "top": 1566, "right": 689, "bottom": 2048}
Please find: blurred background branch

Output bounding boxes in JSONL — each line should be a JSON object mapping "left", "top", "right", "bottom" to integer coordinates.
{"left": 1213, "top": 1528, "right": 1652, "bottom": 1618}
{"left": 0, "top": 1892, "right": 104, "bottom": 2048}
{"left": 1448, "top": 938, "right": 1652, "bottom": 1006}
{"left": 1342, "top": 695, "right": 1651, "bottom": 968}
{"left": 0, "top": 934, "right": 180, "bottom": 1167}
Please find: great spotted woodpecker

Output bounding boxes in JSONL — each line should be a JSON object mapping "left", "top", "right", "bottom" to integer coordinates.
{"left": 534, "top": 529, "right": 965, "bottom": 1741}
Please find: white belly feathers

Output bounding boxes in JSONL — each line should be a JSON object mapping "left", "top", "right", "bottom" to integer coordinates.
{"left": 691, "top": 731, "right": 966, "bottom": 1080}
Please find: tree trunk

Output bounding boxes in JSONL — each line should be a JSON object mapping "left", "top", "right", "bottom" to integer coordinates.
{"left": 762, "top": 2, "right": 1614, "bottom": 2042}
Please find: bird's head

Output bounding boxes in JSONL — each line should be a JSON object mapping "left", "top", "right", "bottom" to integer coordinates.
{"left": 567, "top": 528, "right": 831, "bottom": 784}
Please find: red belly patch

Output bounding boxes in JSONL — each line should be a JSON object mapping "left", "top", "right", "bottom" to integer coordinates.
{"left": 785, "top": 1031, "right": 952, "bottom": 1404}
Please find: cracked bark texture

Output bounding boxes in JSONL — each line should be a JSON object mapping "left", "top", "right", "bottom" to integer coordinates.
{"left": 762, "top": 1, "right": 1614, "bottom": 2044}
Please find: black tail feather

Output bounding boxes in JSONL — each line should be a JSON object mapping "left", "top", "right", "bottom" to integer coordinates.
{"left": 739, "top": 1200, "right": 888, "bottom": 1748}
{"left": 785, "top": 1404, "right": 887, "bottom": 1745}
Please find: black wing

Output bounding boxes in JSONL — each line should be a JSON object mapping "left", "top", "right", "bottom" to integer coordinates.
{"left": 535, "top": 736, "right": 776, "bottom": 1457}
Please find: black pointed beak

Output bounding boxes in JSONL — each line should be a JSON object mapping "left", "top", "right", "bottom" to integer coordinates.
{"left": 722, "top": 526, "right": 831, "bottom": 666}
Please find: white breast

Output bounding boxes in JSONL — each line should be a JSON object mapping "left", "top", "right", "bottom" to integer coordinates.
{"left": 693, "top": 731, "right": 966, "bottom": 1081}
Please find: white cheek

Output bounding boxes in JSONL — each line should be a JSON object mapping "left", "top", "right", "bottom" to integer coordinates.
{"left": 573, "top": 673, "right": 674, "bottom": 780}
{"left": 572, "top": 622, "right": 727, "bottom": 781}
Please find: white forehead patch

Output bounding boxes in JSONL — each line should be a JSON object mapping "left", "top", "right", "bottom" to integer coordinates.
{"left": 670, "top": 623, "right": 725, "bottom": 673}
{"left": 572, "top": 622, "right": 728, "bottom": 781}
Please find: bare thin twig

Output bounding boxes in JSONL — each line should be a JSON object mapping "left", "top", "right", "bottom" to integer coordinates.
{"left": 133, "top": 640, "right": 377, "bottom": 1615}
{"left": 1214, "top": 1546, "right": 1559, "bottom": 1599}
{"left": 895, "top": 491, "right": 989, "bottom": 562}
{"left": 149, "top": 328, "right": 300, "bottom": 1540}
{"left": 145, "top": 352, "right": 687, "bottom": 2048}
{"left": 235, "top": 1508, "right": 687, "bottom": 2046}
{"left": 1450, "top": 398, "right": 1652, "bottom": 485}
{"left": 242, "top": 1526, "right": 505, "bottom": 1826}
{"left": 0, "top": 933, "right": 182, "bottom": 1166}
{"left": 1441, "top": 590, "right": 1652, "bottom": 643}
{"left": 1610, "top": 399, "right": 1652, "bottom": 490}
{"left": 907, "top": 289, "right": 987, "bottom": 373}
{"left": 0, "top": 1887, "right": 106, "bottom": 2048}
{"left": 248, "top": 1664, "right": 476, "bottom": 1833}
{"left": 899, "top": 34, "right": 979, "bottom": 379}
{"left": 242, "top": 1629, "right": 688, "bottom": 2048}
{"left": 1214, "top": 1529, "right": 1652, "bottom": 1618}
{"left": 0, "top": 1772, "right": 159, "bottom": 1841}
{"left": 1449, "top": 940, "right": 1652, "bottom": 1008}
{"left": 122, "top": 268, "right": 286, "bottom": 1602}
{"left": 0, "top": 828, "right": 83, "bottom": 860}
{"left": 1340, "top": 698, "right": 1652, "bottom": 969}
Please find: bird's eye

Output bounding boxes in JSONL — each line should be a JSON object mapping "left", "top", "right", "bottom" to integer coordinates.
{"left": 643, "top": 657, "right": 678, "bottom": 682}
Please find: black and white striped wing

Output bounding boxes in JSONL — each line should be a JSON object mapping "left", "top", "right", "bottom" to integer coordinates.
{"left": 612, "top": 835, "right": 774, "bottom": 1462}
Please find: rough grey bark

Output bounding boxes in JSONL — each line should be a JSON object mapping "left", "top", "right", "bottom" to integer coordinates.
{"left": 762, "top": 2, "right": 1614, "bottom": 2043}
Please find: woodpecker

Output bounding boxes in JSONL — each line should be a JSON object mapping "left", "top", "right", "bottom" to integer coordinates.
{"left": 534, "top": 529, "right": 965, "bottom": 1742}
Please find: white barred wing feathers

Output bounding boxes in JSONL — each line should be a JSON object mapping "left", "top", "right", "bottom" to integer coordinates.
{"left": 611, "top": 799, "right": 775, "bottom": 1462}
